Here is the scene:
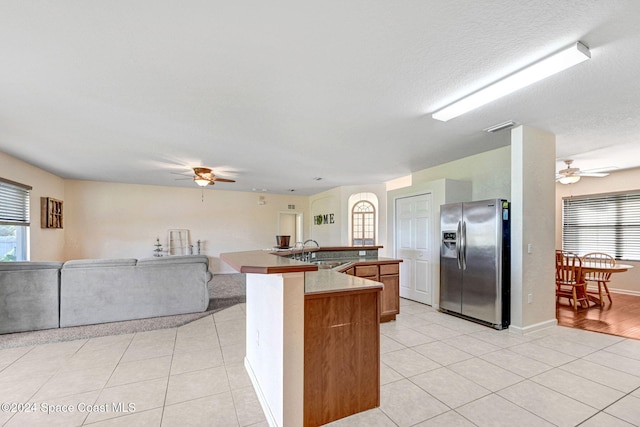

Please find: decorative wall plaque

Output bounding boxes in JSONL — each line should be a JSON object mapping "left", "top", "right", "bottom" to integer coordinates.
{"left": 41, "top": 197, "right": 63, "bottom": 229}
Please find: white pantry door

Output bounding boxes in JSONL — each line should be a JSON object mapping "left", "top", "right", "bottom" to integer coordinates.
{"left": 395, "top": 194, "right": 433, "bottom": 305}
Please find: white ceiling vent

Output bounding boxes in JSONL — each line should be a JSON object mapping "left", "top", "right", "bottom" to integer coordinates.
{"left": 483, "top": 120, "right": 518, "bottom": 133}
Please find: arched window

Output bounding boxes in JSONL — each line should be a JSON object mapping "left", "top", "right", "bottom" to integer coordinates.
{"left": 352, "top": 201, "right": 375, "bottom": 246}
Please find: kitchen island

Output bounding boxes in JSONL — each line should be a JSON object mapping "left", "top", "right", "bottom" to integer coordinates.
{"left": 221, "top": 250, "right": 382, "bottom": 427}
{"left": 274, "top": 246, "right": 402, "bottom": 322}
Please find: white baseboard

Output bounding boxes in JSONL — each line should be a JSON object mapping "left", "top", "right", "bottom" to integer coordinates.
{"left": 586, "top": 282, "right": 640, "bottom": 297}
{"left": 509, "top": 318, "right": 557, "bottom": 335}
{"left": 609, "top": 288, "right": 640, "bottom": 297}
{"left": 244, "top": 357, "right": 277, "bottom": 427}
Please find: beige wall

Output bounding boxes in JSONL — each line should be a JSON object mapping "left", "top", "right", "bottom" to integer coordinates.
{"left": 411, "top": 146, "right": 511, "bottom": 201}
{"left": 555, "top": 167, "right": 640, "bottom": 294}
{"left": 63, "top": 180, "right": 309, "bottom": 273}
{"left": 1, "top": 147, "right": 509, "bottom": 267}
{"left": 309, "top": 184, "right": 387, "bottom": 250}
{"left": 385, "top": 146, "right": 511, "bottom": 306}
{"left": 309, "top": 187, "right": 343, "bottom": 246}
{"left": 2, "top": 149, "right": 309, "bottom": 272}
{"left": 0, "top": 151, "right": 66, "bottom": 261}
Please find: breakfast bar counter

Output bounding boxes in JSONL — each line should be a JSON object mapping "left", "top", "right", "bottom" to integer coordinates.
{"left": 220, "top": 250, "right": 319, "bottom": 275}
{"left": 220, "top": 250, "right": 382, "bottom": 427}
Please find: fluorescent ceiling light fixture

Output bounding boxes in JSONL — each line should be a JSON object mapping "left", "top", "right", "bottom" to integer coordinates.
{"left": 432, "top": 41, "right": 591, "bottom": 122}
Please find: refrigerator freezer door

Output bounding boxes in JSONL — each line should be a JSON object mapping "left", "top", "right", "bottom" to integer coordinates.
{"left": 461, "top": 200, "right": 503, "bottom": 325}
{"left": 440, "top": 203, "right": 463, "bottom": 314}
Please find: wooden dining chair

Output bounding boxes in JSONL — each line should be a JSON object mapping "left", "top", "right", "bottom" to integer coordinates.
{"left": 555, "top": 250, "right": 589, "bottom": 311}
{"left": 582, "top": 252, "right": 615, "bottom": 305}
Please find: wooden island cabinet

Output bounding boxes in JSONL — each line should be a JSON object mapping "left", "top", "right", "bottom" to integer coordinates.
{"left": 304, "top": 284, "right": 380, "bottom": 426}
{"left": 342, "top": 260, "right": 400, "bottom": 322}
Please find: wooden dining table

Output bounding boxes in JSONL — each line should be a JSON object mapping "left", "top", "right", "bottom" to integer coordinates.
{"left": 580, "top": 262, "right": 634, "bottom": 306}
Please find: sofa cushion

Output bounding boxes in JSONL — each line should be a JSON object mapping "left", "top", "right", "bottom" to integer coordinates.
{"left": 62, "top": 258, "right": 137, "bottom": 269}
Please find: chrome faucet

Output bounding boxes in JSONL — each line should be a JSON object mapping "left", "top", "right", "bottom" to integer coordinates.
{"left": 302, "top": 239, "right": 320, "bottom": 262}
{"left": 293, "top": 241, "right": 304, "bottom": 260}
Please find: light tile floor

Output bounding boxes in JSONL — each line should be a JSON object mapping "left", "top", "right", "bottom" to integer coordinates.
{"left": 1, "top": 299, "right": 639, "bottom": 426}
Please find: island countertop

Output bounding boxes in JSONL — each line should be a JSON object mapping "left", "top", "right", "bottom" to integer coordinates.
{"left": 304, "top": 269, "right": 383, "bottom": 296}
{"left": 220, "top": 250, "right": 383, "bottom": 295}
{"left": 220, "top": 250, "right": 319, "bottom": 274}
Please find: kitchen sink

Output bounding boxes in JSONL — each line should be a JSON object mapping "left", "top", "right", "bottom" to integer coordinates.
{"left": 311, "top": 260, "right": 349, "bottom": 270}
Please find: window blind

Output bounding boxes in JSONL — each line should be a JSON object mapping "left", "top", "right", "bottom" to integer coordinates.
{"left": 0, "top": 178, "right": 32, "bottom": 226}
{"left": 562, "top": 191, "right": 640, "bottom": 261}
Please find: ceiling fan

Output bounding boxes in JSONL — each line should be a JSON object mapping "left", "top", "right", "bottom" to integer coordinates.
{"left": 183, "top": 167, "right": 236, "bottom": 187}
{"left": 556, "top": 160, "right": 610, "bottom": 184}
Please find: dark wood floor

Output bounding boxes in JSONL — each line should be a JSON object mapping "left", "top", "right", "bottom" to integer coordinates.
{"left": 557, "top": 293, "right": 640, "bottom": 340}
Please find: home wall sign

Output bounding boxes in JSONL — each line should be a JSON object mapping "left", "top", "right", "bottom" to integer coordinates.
{"left": 314, "top": 213, "right": 335, "bottom": 225}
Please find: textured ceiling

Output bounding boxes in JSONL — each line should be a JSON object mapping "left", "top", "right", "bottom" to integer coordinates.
{"left": 1, "top": 1, "right": 639, "bottom": 195}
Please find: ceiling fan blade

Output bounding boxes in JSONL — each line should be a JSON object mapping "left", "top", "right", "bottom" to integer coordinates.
{"left": 578, "top": 172, "right": 609, "bottom": 177}
{"left": 582, "top": 166, "right": 618, "bottom": 174}
{"left": 212, "top": 177, "right": 235, "bottom": 183}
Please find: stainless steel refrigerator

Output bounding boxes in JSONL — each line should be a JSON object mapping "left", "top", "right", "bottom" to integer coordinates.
{"left": 440, "top": 199, "right": 510, "bottom": 329}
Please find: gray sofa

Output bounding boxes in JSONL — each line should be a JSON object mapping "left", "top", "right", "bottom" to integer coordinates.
{"left": 0, "top": 261, "right": 62, "bottom": 334}
{"left": 0, "top": 255, "right": 212, "bottom": 333}
{"left": 60, "top": 255, "right": 212, "bottom": 327}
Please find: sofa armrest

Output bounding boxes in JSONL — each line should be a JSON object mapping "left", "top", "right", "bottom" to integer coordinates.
{"left": 0, "top": 264, "right": 61, "bottom": 334}
{"left": 0, "top": 262, "right": 63, "bottom": 271}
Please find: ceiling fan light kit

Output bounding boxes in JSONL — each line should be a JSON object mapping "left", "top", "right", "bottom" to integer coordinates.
{"left": 556, "top": 159, "right": 610, "bottom": 184}
{"left": 432, "top": 41, "right": 591, "bottom": 122}
{"left": 558, "top": 175, "right": 581, "bottom": 184}
{"left": 194, "top": 177, "right": 211, "bottom": 187}
{"left": 189, "top": 167, "right": 236, "bottom": 187}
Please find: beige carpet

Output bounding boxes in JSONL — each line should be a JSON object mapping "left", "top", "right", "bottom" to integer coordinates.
{"left": 0, "top": 273, "right": 246, "bottom": 349}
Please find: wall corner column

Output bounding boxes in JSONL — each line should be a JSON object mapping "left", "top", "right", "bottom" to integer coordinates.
{"left": 510, "top": 126, "right": 557, "bottom": 334}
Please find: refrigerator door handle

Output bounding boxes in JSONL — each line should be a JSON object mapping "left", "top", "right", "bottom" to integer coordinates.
{"left": 456, "top": 220, "right": 462, "bottom": 269}
{"left": 461, "top": 220, "right": 467, "bottom": 270}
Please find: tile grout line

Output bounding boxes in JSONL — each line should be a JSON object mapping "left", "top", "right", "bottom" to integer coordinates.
{"left": 156, "top": 325, "right": 180, "bottom": 427}
{"left": 213, "top": 310, "right": 245, "bottom": 427}
{"left": 382, "top": 303, "right": 640, "bottom": 426}
{"left": 576, "top": 384, "right": 640, "bottom": 426}
{"left": 79, "top": 334, "right": 134, "bottom": 426}
{"left": 81, "top": 329, "right": 167, "bottom": 425}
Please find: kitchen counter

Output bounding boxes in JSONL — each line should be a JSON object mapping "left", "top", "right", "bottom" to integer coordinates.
{"left": 222, "top": 250, "right": 402, "bottom": 323}
{"left": 221, "top": 250, "right": 386, "bottom": 295}
{"left": 220, "top": 250, "right": 318, "bottom": 274}
{"left": 333, "top": 257, "right": 401, "bottom": 271}
{"left": 271, "top": 245, "right": 383, "bottom": 257}
{"left": 304, "top": 269, "right": 382, "bottom": 295}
